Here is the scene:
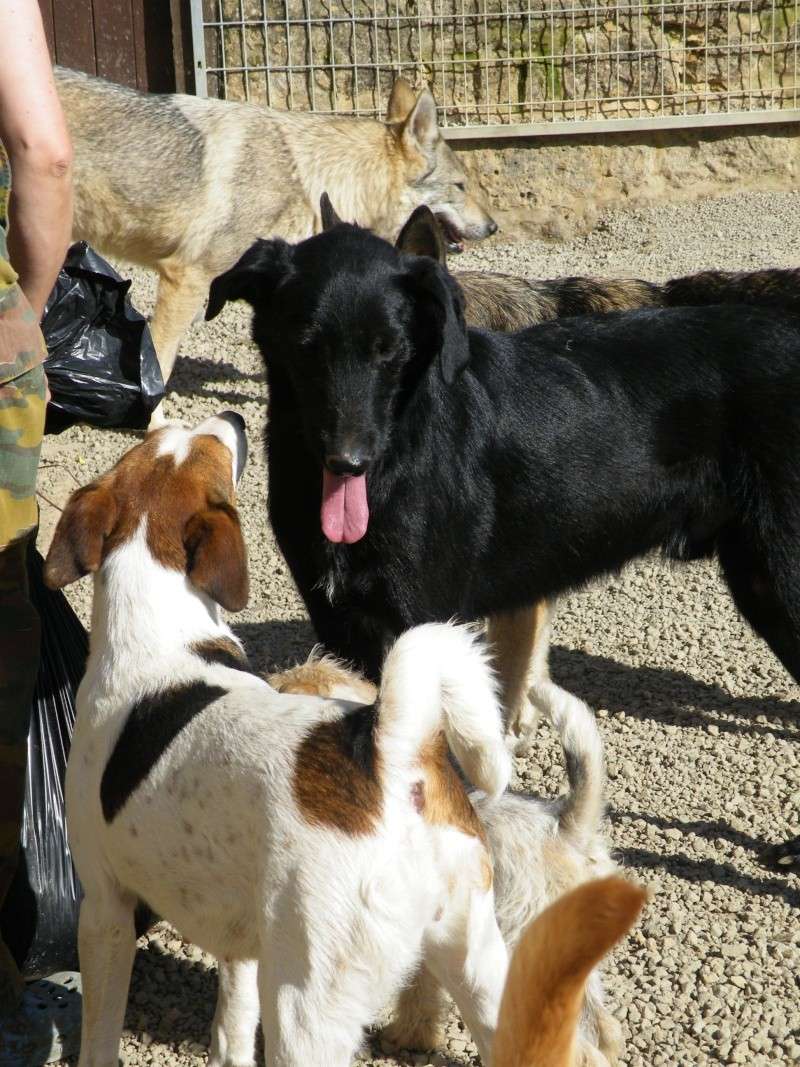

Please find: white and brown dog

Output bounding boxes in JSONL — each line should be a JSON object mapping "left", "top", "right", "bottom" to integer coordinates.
{"left": 44, "top": 412, "right": 513, "bottom": 1067}
{"left": 269, "top": 652, "right": 623, "bottom": 1065}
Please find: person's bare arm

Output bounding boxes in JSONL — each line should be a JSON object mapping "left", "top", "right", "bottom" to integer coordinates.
{"left": 0, "top": 0, "right": 72, "bottom": 319}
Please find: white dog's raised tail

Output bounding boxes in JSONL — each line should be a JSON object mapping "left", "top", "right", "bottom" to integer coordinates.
{"left": 377, "top": 623, "right": 512, "bottom": 798}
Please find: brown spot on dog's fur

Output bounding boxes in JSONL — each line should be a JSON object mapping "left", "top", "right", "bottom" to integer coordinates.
{"left": 293, "top": 706, "right": 382, "bottom": 835}
{"left": 417, "top": 732, "right": 487, "bottom": 845}
{"left": 192, "top": 635, "right": 250, "bottom": 670}
{"left": 281, "top": 656, "right": 487, "bottom": 849}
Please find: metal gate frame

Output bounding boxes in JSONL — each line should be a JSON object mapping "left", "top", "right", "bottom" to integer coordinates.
{"left": 188, "top": 1, "right": 800, "bottom": 138}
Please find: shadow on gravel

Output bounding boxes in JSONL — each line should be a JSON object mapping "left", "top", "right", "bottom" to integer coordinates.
{"left": 166, "top": 355, "right": 267, "bottom": 408}
{"left": 617, "top": 846, "right": 800, "bottom": 909}
{"left": 610, "top": 810, "right": 775, "bottom": 855}
{"left": 123, "top": 940, "right": 466, "bottom": 1065}
{"left": 174, "top": 353, "right": 265, "bottom": 384}
{"left": 551, "top": 644, "right": 800, "bottom": 740}
{"left": 233, "top": 619, "right": 317, "bottom": 674}
{"left": 124, "top": 939, "right": 215, "bottom": 1053}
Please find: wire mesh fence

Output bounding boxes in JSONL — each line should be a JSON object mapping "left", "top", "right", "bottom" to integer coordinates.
{"left": 191, "top": 1, "right": 800, "bottom": 133}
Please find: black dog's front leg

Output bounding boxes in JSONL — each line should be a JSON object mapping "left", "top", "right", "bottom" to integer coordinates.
{"left": 302, "top": 587, "right": 393, "bottom": 684}
{"left": 276, "top": 537, "right": 391, "bottom": 681}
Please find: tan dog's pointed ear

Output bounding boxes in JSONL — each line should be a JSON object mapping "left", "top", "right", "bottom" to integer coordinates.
{"left": 401, "top": 88, "right": 439, "bottom": 154}
{"left": 395, "top": 206, "right": 446, "bottom": 264}
{"left": 44, "top": 483, "right": 118, "bottom": 589}
{"left": 184, "top": 504, "right": 249, "bottom": 612}
{"left": 386, "top": 77, "right": 417, "bottom": 124}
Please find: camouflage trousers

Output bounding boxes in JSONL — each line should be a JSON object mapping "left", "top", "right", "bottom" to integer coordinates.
{"left": 0, "top": 364, "right": 45, "bottom": 1012}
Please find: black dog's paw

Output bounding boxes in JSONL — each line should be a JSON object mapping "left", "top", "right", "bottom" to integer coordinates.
{"left": 760, "top": 835, "right": 800, "bottom": 873}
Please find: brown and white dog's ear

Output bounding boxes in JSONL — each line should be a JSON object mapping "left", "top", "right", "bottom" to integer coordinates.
{"left": 320, "top": 192, "right": 344, "bottom": 232}
{"left": 205, "top": 239, "right": 294, "bottom": 321}
{"left": 184, "top": 504, "right": 249, "bottom": 612}
{"left": 395, "top": 206, "right": 447, "bottom": 264}
{"left": 386, "top": 77, "right": 418, "bottom": 124}
{"left": 44, "top": 483, "right": 118, "bottom": 589}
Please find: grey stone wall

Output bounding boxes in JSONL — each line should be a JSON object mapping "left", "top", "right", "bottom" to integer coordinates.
{"left": 202, "top": 1, "right": 799, "bottom": 125}
{"left": 454, "top": 120, "right": 800, "bottom": 238}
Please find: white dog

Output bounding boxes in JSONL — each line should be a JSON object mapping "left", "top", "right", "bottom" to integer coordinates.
{"left": 44, "top": 412, "right": 512, "bottom": 1067}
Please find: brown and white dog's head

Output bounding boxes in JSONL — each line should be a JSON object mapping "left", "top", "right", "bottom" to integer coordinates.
{"left": 384, "top": 78, "right": 497, "bottom": 252}
{"left": 44, "top": 412, "right": 250, "bottom": 612}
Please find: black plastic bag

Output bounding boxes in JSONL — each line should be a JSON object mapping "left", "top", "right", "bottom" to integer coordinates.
{"left": 0, "top": 550, "right": 86, "bottom": 978}
{"left": 42, "top": 242, "right": 164, "bottom": 434}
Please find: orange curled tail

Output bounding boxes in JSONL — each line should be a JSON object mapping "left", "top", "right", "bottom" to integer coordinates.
{"left": 493, "top": 876, "right": 646, "bottom": 1067}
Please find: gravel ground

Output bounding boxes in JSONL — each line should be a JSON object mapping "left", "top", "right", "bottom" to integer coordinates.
{"left": 42, "top": 189, "right": 800, "bottom": 1067}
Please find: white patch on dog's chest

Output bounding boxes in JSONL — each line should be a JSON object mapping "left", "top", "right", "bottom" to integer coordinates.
{"left": 317, "top": 547, "right": 349, "bottom": 604}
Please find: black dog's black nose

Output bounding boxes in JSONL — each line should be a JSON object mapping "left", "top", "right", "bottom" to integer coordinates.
{"left": 486, "top": 219, "right": 498, "bottom": 236}
{"left": 326, "top": 452, "right": 369, "bottom": 476}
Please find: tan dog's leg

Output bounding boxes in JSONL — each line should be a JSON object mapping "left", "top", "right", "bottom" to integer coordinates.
{"left": 581, "top": 972, "right": 624, "bottom": 1065}
{"left": 148, "top": 261, "right": 212, "bottom": 424}
{"left": 487, "top": 599, "right": 552, "bottom": 749}
{"left": 381, "top": 964, "right": 451, "bottom": 1051}
{"left": 209, "top": 959, "right": 259, "bottom": 1067}
{"left": 76, "top": 892, "right": 137, "bottom": 1067}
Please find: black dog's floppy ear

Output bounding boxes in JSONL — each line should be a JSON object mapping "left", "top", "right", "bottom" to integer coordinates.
{"left": 405, "top": 259, "right": 469, "bottom": 385}
{"left": 320, "top": 192, "right": 344, "bottom": 232}
{"left": 395, "top": 206, "right": 446, "bottom": 265}
{"left": 206, "top": 239, "right": 293, "bottom": 321}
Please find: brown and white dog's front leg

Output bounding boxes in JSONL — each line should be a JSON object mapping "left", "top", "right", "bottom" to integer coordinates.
{"left": 76, "top": 890, "right": 137, "bottom": 1067}
{"left": 209, "top": 959, "right": 260, "bottom": 1067}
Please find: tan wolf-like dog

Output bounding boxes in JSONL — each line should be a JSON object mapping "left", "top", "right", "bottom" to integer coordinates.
{"left": 55, "top": 68, "right": 496, "bottom": 407}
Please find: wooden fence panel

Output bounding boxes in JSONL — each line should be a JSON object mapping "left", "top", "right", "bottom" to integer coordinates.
{"left": 92, "top": 0, "right": 138, "bottom": 87}
{"left": 51, "top": 0, "right": 96, "bottom": 75}
{"left": 37, "top": 0, "right": 187, "bottom": 93}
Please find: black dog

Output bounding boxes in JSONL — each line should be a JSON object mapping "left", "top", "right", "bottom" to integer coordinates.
{"left": 207, "top": 208, "right": 800, "bottom": 872}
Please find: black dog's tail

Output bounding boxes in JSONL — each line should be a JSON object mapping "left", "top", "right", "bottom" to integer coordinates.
{"left": 664, "top": 267, "right": 800, "bottom": 316}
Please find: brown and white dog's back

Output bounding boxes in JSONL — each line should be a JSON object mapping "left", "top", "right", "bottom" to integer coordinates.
{"left": 45, "top": 413, "right": 512, "bottom": 1067}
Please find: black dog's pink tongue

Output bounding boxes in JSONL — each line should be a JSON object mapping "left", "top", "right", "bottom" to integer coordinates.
{"left": 321, "top": 470, "right": 369, "bottom": 543}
